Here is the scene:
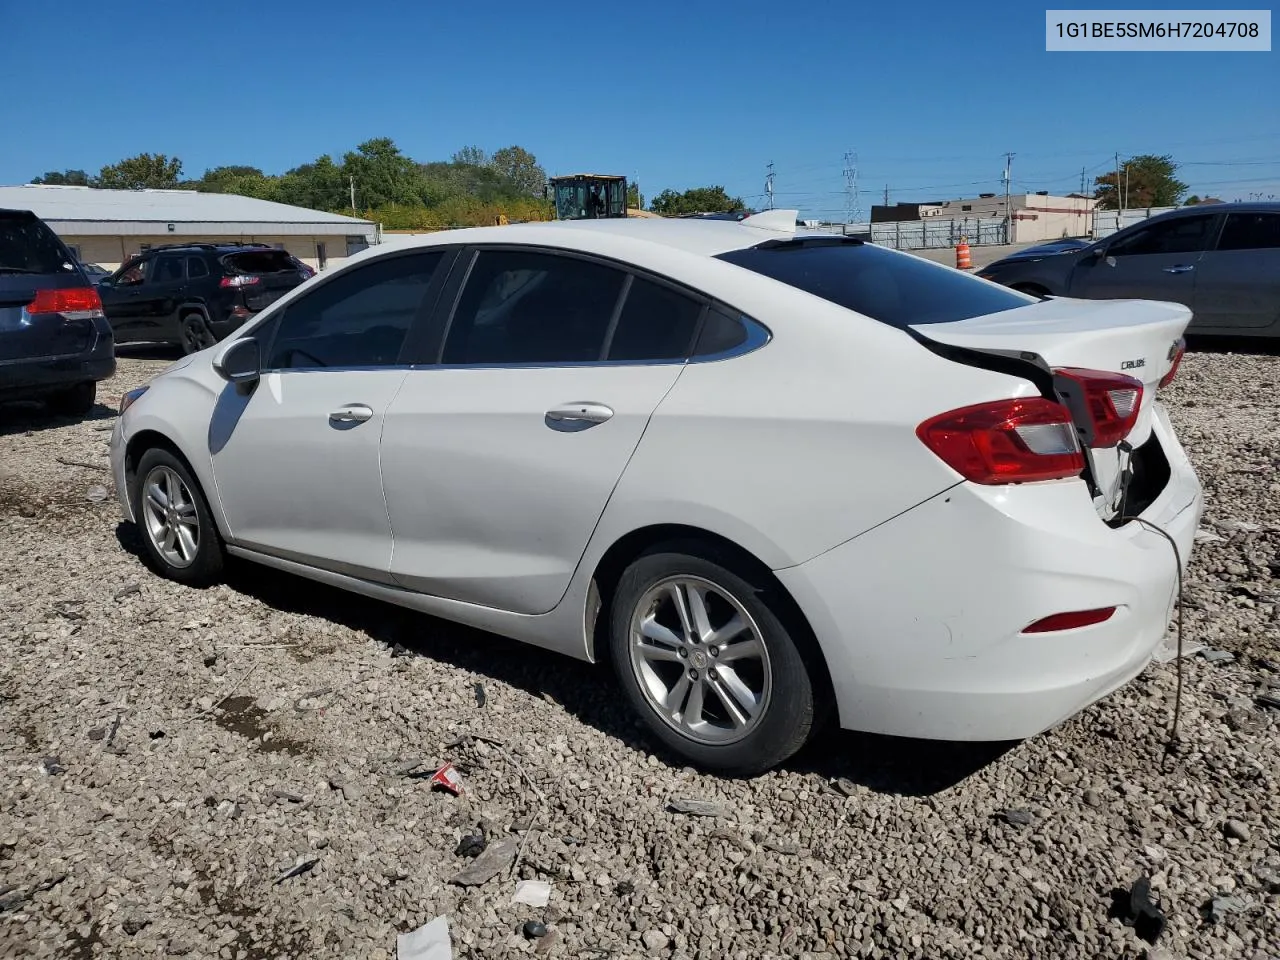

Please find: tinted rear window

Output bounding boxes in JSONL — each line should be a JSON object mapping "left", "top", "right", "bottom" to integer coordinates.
{"left": 0, "top": 213, "right": 75, "bottom": 275}
{"left": 715, "top": 240, "right": 1031, "bottom": 327}
{"left": 223, "top": 250, "right": 299, "bottom": 274}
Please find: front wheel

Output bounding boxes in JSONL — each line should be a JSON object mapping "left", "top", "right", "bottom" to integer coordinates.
{"left": 608, "top": 547, "right": 818, "bottom": 776}
{"left": 132, "top": 448, "right": 224, "bottom": 586}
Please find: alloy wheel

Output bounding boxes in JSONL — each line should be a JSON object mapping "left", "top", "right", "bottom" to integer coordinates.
{"left": 141, "top": 465, "right": 200, "bottom": 568}
{"left": 627, "top": 575, "right": 773, "bottom": 745}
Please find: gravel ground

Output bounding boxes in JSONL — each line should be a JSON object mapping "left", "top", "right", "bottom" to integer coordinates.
{"left": 1, "top": 348, "right": 1277, "bottom": 960}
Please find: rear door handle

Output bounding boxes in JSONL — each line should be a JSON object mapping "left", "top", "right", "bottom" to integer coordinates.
{"left": 545, "top": 402, "right": 614, "bottom": 431}
{"left": 1162, "top": 265, "right": 1195, "bottom": 274}
{"left": 329, "top": 403, "right": 374, "bottom": 424}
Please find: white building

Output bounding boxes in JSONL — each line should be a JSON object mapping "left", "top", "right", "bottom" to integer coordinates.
{"left": 0, "top": 184, "right": 380, "bottom": 272}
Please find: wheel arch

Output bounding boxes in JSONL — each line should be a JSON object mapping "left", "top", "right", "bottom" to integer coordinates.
{"left": 585, "top": 523, "right": 836, "bottom": 713}
{"left": 124, "top": 428, "right": 229, "bottom": 538}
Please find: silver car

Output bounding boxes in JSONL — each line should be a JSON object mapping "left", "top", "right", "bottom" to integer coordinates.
{"left": 978, "top": 202, "right": 1280, "bottom": 337}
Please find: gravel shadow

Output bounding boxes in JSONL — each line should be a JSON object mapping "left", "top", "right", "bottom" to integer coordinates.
{"left": 0, "top": 398, "right": 116, "bottom": 437}
{"left": 109, "top": 524, "right": 1013, "bottom": 791}
{"left": 1185, "top": 334, "right": 1280, "bottom": 355}
{"left": 115, "top": 343, "right": 184, "bottom": 361}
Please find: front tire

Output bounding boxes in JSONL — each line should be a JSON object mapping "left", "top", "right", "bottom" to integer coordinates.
{"left": 132, "top": 448, "right": 224, "bottom": 586}
{"left": 46, "top": 381, "right": 96, "bottom": 417}
{"left": 608, "top": 545, "right": 817, "bottom": 776}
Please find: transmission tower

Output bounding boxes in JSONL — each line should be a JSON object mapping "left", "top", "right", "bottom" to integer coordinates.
{"left": 843, "top": 150, "right": 862, "bottom": 224}
{"left": 765, "top": 162, "right": 775, "bottom": 210}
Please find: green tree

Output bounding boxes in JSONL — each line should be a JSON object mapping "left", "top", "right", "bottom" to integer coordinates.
{"left": 1185, "top": 195, "right": 1201, "bottom": 206}
{"left": 1094, "top": 155, "right": 1187, "bottom": 209}
{"left": 489, "top": 146, "right": 547, "bottom": 197}
{"left": 649, "top": 185, "right": 744, "bottom": 216}
{"left": 195, "top": 165, "right": 279, "bottom": 200}
{"left": 95, "top": 153, "right": 183, "bottom": 190}
{"left": 340, "top": 138, "right": 420, "bottom": 209}
{"left": 275, "top": 155, "right": 347, "bottom": 211}
{"left": 452, "top": 145, "right": 489, "bottom": 167}
{"left": 30, "top": 169, "right": 90, "bottom": 186}
{"left": 626, "top": 182, "right": 644, "bottom": 210}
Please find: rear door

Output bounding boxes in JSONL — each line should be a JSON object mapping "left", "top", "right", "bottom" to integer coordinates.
{"left": 1190, "top": 210, "right": 1280, "bottom": 332}
{"left": 1067, "top": 213, "right": 1217, "bottom": 306}
{"left": 380, "top": 247, "right": 701, "bottom": 615}
{"left": 138, "top": 253, "right": 188, "bottom": 336}
{"left": 220, "top": 249, "right": 308, "bottom": 314}
{"left": 0, "top": 210, "right": 95, "bottom": 364}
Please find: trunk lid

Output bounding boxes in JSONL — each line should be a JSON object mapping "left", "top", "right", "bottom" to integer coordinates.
{"left": 911, "top": 296, "right": 1190, "bottom": 521}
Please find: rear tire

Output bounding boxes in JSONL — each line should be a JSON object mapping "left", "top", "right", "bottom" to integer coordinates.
{"left": 45, "top": 381, "right": 96, "bottom": 417}
{"left": 179, "top": 313, "right": 216, "bottom": 355}
{"left": 132, "top": 448, "right": 224, "bottom": 586}
{"left": 608, "top": 544, "right": 817, "bottom": 776}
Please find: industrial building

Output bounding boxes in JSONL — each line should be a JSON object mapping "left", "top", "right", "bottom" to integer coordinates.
{"left": 871, "top": 192, "right": 1097, "bottom": 243}
{"left": 0, "top": 184, "right": 379, "bottom": 272}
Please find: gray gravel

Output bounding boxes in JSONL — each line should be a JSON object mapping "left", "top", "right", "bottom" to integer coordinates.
{"left": 1, "top": 348, "right": 1278, "bottom": 959}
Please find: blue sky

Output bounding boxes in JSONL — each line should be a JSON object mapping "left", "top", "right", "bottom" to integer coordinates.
{"left": 1, "top": 1, "right": 1275, "bottom": 217}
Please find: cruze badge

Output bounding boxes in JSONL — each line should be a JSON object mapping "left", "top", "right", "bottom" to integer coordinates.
{"left": 1120, "top": 358, "right": 1146, "bottom": 371}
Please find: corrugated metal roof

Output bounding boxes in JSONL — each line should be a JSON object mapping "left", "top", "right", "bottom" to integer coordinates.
{"left": 0, "top": 184, "right": 374, "bottom": 226}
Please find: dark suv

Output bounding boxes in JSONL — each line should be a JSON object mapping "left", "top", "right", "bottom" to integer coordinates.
{"left": 98, "top": 243, "right": 311, "bottom": 354}
{"left": 1, "top": 208, "right": 115, "bottom": 416}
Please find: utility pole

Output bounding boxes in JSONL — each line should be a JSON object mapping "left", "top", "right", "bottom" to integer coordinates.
{"left": 1114, "top": 152, "right": 1123, "bottom": 231}
{"left": 843, "top": 150, "right": 861, "bottom": 224}
{"left": 883, "top": 184, "right": 890, "bottom": 207}
{"left": 765, "top": 162, "right": 775, "bottom": 210}
{"left": 1003, "top": 152, "right": 1015, "bottom": 244}
{"left": 1080, "top": 166, "right": 1087, "bottom": 195}
{"left": 349, "top": 176, "right": 356, "bottom": 215}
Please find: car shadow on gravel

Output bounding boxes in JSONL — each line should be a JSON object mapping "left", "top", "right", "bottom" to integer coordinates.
{"left": 0, "top": 399, "right": 116, "bottom": 437}
{"left": 1186, "top": 334, "right": 1280, "bottom": 355}
{"left": 115, "top": 343, "right": 183, "bottom": 361}
{"left": 112, "top": 523, "right": 1014, "bottom": 792}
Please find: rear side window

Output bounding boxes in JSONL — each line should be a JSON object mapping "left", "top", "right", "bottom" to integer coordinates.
{"left": 224, "top": 250, "right": 298, "bottom": 275}
{"left": 443, "top": 250, "right": 625, "bottom": 365}
{"left": 606, "top": 278, "right": 703, "bottom": 362}
{"left": 0, "top": 213, "right": 75, "bottom": 275}
{"left": 187, "top": 257, "right": 209, "bottom": 279}
{"left": 267, "top": 251, "right": 443, "bottom": 370}
{"left": 154, "top": 255, "right": 184, "bottom": 282}
{"left": 1217, "top": 212, "right": 1280, "bottom": 251}
{"left": 716, "top": 241, "right": 1029, "bottom": 327}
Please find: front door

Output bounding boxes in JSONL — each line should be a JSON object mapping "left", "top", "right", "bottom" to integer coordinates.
{"left": 381, "top": 248, "right": 707, "bottom": 615}
{"left": 1068, "top": 212, "right": 1218, "bottom": 307}
{"left": 99, "top": 256, "right": 152, "bottom": 340}
{"left": 1191, "top": 210, "right": 1280, "bottom": 332}
{"left": 210, "top": 249, "right": 448, "bottom": 580}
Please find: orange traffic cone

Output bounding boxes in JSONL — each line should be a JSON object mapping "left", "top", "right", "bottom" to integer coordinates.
{"left": 955, "top": 239, "right": 972, "bottom": 270}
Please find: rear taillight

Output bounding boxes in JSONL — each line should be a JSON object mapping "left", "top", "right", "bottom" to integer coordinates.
{"left": 220, "top": 274, "right": 261, "bottom": 288}
{"left": 916, "top": 397, "right": 1085, "bottom": 485}
{"left": 26, "top": 287, "right": 104, "bottom": 319}
{"left": 1022, "top": 607, "right": 1116, "bottom": 633}
{"left": 1160, "top": 339, "right": 1185, "bottom": 388}
{"left": 1053, "top": 368, "right": 1143, "bottom": 449}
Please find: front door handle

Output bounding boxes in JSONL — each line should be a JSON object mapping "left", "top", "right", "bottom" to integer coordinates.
{"left": 545, "top": 402, "right": 614, "bottom": 432}
{"left": 1162, "top": 264, "right": 1195, "bottom": 274}
{"left": 329, "top": 403, "right": 374, "bottom": 424}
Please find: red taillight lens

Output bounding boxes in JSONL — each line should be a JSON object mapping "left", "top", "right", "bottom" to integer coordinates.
{"left": 220, "top": 274, "right": 261, "bottom": 288}
{"left": 916, "top": 397, "right": 1085, "bottom": 485}
{"left": 26, "top": 287, "right": 104, "bottom": 317}
{"left": 1022, "top": 607, "right": 1116, "bottom": 633}
{"left": 1160, "top": 339, "right": 1185, "bottom": 388}
{"left": 1053, "top": 368, "right": 1143, "bottom": 448}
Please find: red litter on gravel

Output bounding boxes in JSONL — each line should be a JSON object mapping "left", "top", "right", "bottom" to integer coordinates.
{"left": 429, "top": 762, "right": 466, "bottom": 795}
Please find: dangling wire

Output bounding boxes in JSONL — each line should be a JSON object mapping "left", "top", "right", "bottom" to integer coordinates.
{"left": 1122, "top": 515, "right": 1185, "bottom": 765}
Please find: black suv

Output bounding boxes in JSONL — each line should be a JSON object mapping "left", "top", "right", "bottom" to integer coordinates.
{"left": 98, "top": 243, "right": 311, "bottom": 354}
{"left": 1, "top": 208, "right": 115, "bottom": 416}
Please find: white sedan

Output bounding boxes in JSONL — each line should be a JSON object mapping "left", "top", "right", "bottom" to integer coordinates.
{"left": 109, "top": 210, "right": 1202, "bottom": 775}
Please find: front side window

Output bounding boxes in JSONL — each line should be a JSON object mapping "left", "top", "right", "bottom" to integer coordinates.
{"left": 266, "top": 251, "right": 443, "bottom": 370}
{"left": 1216, "top": 212, "right": 1280, "bottom": 251}
{"left": 1108, "top": 215, "right": 1215, "bottom": 257}
{"left": 114, "top": 257, "right": 149, "bottom": 287}
{"left": 442, "top": 250, "right": 625, "bottom": 365}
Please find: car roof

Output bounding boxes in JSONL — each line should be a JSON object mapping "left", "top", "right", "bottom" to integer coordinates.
{"left": 389, "top": 214, "right": 827, "bottom": 260}
{"left": 1145, "top": 200, "right": 1280, "bottom": 222}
